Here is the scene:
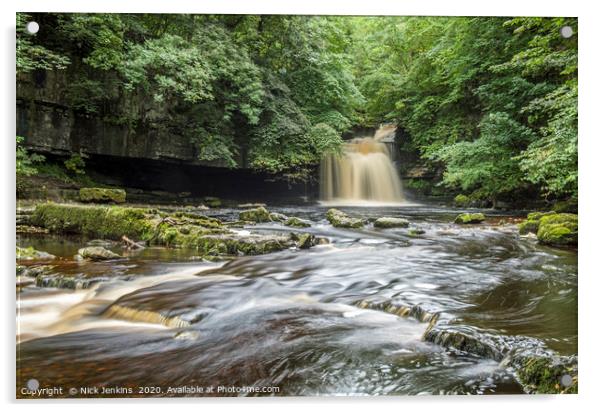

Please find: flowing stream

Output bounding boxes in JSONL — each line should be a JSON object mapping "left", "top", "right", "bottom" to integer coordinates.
{"left": 16, "top": 205, "right": 577, "bottom": 396}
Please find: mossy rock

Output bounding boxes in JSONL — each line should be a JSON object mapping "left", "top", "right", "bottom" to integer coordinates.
{"left": 515, "top": 355, "right": 578, "bottom": 394}
{"left": 325, "top": 208, "right": 364, "bottom": 228}
{"left": 408, "top": 228, "right": 425, "bottom": 236}
{"left": 454, "top": 213, "right": 485, "bottom": 224}
{"left": 77, "top": 246, "right": 121, "bottom": 261}
{"left": 285, "top": 217, "right": 311, "bottom": 228}
{"left": 269, "top": 212, "right": 288, "bottom": 222}
{"left": 79, "top": 187, "right": 126, "bottom": 204}
{"left": 518, "top": 211, "right": 556, "bottom": 235}
{"left": 454, "top": 194, "right": 471, "bottom": 207}
{"left": 16, "top": 246, "right": 55, "bottom": 261}
{"left": 239, "top": 206, "right": 272, "bottom": 223}
{"left": 374, "top": 217, "right": 410, "bottom": 228}
{"left": 537, "top": 213, "right": 577, "bottom": 246}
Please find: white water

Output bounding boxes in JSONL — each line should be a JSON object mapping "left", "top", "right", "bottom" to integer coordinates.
{"left": 320, "top": 125, "right": 405, "bottom": 205}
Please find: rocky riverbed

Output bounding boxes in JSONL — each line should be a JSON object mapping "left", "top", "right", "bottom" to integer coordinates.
{"left": 16, "top": 201, "right": 577, "bottom": 397}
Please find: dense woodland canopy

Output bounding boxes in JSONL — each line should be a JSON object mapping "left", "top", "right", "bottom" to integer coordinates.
{"left": 16, "top": 13, "right": 577, "bottom": 204}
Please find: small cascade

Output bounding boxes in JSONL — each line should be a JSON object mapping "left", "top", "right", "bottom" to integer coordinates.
{"left": 320, "top": 125, "right": 404, "bottom": 204}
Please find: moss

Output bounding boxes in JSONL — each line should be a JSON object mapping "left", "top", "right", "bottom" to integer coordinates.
{"left": 239, "top": 206, "right": 272, "bottom": 223}
{"left": 79, "top": 187, "right": 126, "bottom": 204}
{"left": 454, "top": 213, "right": 485, "bottom": 224}
{"left": 518, "top": 211, "right": 556, "bottom": 235}
{"left": 537, "top": 213, "right": 578, "bottom": 246}
{"left": 326, "top": 208, "right": 364, "bottom": 228}
{"left": 408, "top": 228, "right": 425, "bottom": 236}
{"left": 374, "top": 217, "right": 409, "bottom": 228}
{"left": 454, "top": 194, "right": 471, "bottom": 207}
{"left": 31, "top": 203, "right": 154, "bottom": 240}
{"left": 516, "top": 356, "right": 578, "bottom": 394}
{"left": 285, "top": 217, "right": 311, "bottom": 228}
{"left": 16, "top": 246, "right": 55, "bottom": 260}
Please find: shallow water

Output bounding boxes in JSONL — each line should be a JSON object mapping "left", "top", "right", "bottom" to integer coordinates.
{"left": 16, "top": 204, "right": 577, "bottom": 396}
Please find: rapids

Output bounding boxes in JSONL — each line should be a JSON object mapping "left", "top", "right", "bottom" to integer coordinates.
{"left": 16, "top": 204, "right": 577, "bottom": 396}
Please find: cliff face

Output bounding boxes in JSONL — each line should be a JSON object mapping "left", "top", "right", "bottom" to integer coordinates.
{"left": 16, "top": 70, "right": 239, "bottom": 167}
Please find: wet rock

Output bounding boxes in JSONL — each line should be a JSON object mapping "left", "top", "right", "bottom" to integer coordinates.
{"left": 408, "top": 228, "right": 425, "bottom": 236}
{"left": 239, "top": 206, "right": 272, "bottom": 223}
{"left": 295, "top": 233, "right": 315, "bottom": 249}
{"left": 326, "top": 208, "right": 364, "bottom": 228}
{"left": 510, "top": 353, "right": 578, "bottom": 394}
{"left": 16, "top": 246, "right": 55, "bottom": 261}
{"left": 518, "top": 211, "right": 556, "bottom": 235}
{"left": 374, "top": 217, "right": 410, "bottom": 228}
{"left": 79, "top": 187, "right": 126, "bottom": 204}
{"left": 16, "top": 225, "right": 49, "bottom": 234}
{"left": 454, "top": 213, "right": 485, "bottom": 224}
{"left": 537, "top": 213, "right": 577, "bottom": 246}
{"left": 18, "top": 265, "right": 55, "bottom": 278}
{"left": 269, "top": 212, "right": 288, "bottom": 222}
{"left": 36, "top": 274, "right": 109, "bottom": 289}
{"left": 284, "top": 217, "right": 311, "bottom": 228}
{"left": 77, "top": 246, "right": 121, "bottom": 261}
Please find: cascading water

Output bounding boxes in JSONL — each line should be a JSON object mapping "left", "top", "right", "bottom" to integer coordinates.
{"left": 320, "top": 125, "right": 404, "bottom": 204}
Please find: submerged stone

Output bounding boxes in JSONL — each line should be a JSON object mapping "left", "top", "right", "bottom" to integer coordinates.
{"left": 373, "top": 217, "right": 410, "bottom": 228}
{"left": 537, "top": 213, "right": 577, "bottom": 246}
{"left": 454, "top": 213, "right": 485, "bottom": 224}
{"left": 79, "top": 187, "right": 126, "bottom": 204}
{"left": 77, "top": 246, "right": 121, "bottom": 261}
{"left": 408, "top": 228, "right": 425, "bottom": 236}
{"left": 326, "top": 208, "right": 364, "bottom": 228}
{"left": 202, "top": 197, "right": 222, "bottom": 208}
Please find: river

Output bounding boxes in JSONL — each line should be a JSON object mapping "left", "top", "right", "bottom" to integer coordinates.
{"left": 16, "top": 204, "right": 577, "bottom": 396}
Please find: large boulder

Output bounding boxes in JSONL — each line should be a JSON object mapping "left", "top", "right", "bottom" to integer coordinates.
{"left": 518, "top": 211, "right": 557, "bottom": 235}
{"left": 325, "top": 209, "right": 364, "bottom": 228}
{"left": 79, "top": 187, "right": 126, "bottom": 204}
{"left": 239, "top": 206, "right": 272, "bottom": 223}
{"left": 77, "top": 246, "right": 121, "bottom": 261}
{"left": 537, "top": 213, "right": 577, "bottom": 246}
{"left": 454, "top": 213, "right": 485, "bottom": 224}
{"left": 374, "top": 217, "right": 410, "bottom": 228}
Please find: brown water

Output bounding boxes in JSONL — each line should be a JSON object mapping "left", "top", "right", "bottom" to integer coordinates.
{"left": 16, "top": 205, "right": 577, "bottom": 397}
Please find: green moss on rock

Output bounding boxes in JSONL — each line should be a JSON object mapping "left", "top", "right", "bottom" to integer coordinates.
{"left": 79, "top": 187, "right": 126, "bottom": 204}
{"left": 326, "top": 208, "right": 364, "bottom": 228}
{"left": 537, "top": 213, "right": 577, "bottom": 246}
{"left": 454, "top": 213, "right": 485, "bottom": 224}
{"left": 239, "top": 206, "right": 272, "bottom": 223}
{"left": 374, "top": 217, "right": 409, "bottom": 228}
{"left": 285, "top": 217, "right": 311, "bottom": 228}
{"left": 16, "top": 246, "right": 55, "bottom": 261}
{"left": 518, "top": 211, "right": 556, "bottom": 235}
{"left": 515, "top": 356, "right": 578, "bottom": 394}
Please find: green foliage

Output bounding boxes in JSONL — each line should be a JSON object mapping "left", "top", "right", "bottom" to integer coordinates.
{"left": 64, "top": 154, "right": 86, "bottom": 175}
{"left": 16, "top": 136, "right": 44, "bottom": 177}
{"left": 352, "top": 16, "right": 577, "bottom": 203}
{"left": 16, "top": 13, "right": 70, "bottom": 74}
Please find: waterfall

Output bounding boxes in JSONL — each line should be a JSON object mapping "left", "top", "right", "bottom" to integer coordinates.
{"left": 320, "top": 126, "right": 404, "bottom": 204}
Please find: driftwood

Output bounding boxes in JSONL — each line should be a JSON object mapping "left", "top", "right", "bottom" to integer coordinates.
{"left": 121, "top": 235, "right": 145, "bottom": 250}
